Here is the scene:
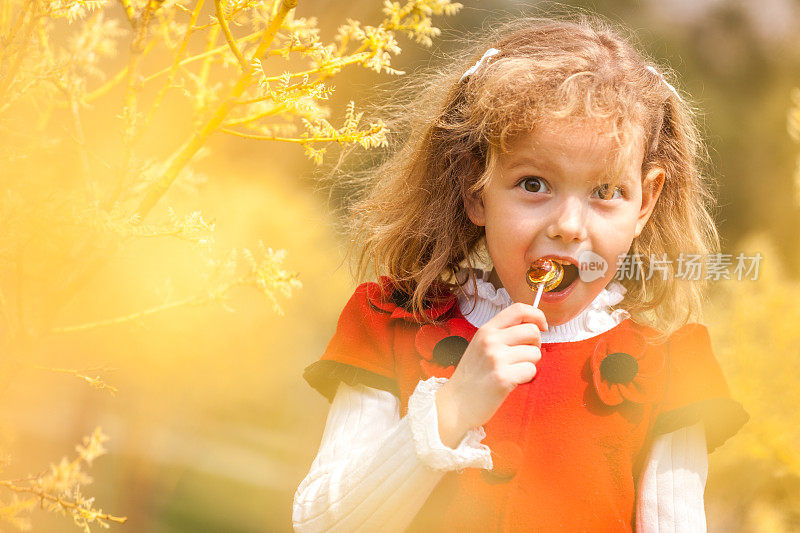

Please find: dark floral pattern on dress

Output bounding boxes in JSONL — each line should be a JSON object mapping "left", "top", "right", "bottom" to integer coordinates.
{"left": 366, "top": 276, "right": 456, "bottom": 322}
{"left": 415, "top": 318, "right": 474, "bottom": 379}
{"left": 591, "top": 323, "right": 665, "bottom": 406}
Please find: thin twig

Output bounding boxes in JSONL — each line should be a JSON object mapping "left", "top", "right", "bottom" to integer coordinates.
{"left": 0, "top": 0, "right": 38, "bottom": 103}
{"left": 0, "top": 0, "right": 32, "bottom": 58}
{"left": 82, "top": 37, "right": 159, "bottom": 104}
{"left": 141, "top": 31, "right": 261, "bottom": 84}
{"left": 214, "top": 0, "right": 248, "bottom": 71}
{"left": 135, "top": 0, "right": 206, "bottom": 140}
{"left": 55, "top": 79, "right": 97, "bottom": 207}
{"left": 106, "top": 0, "right": 155, "bottom": 210}
{"left": 50, "top": 294, "right": 207, "bottom": 334}
{"left": 33, "top": 366, "right": 119, "bottom": 394}
{"left": 219, "top": 128, "right": 366, "bottom": 145}
{"left": 221, "top": 103, "right": 288, "bottom": 127}
{"left": 0, "top": 481, "right": 128, "bottom": 524}
{"left": 194, "top": 24, "right": 220, "bottom": 113}
{"left": 259, "top": 51, "right": 370, "bottom": 83}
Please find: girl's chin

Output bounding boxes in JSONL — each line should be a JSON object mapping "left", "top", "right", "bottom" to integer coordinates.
{"left": 540, "top": 283, "right": 610, "bottom": 325}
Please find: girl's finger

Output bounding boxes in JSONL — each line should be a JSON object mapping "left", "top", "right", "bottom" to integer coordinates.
{"left": 497, "top": 322, "right": 542, "bottom": 347}
{"left": 506, "top": 361, "right": 538, "bottom": 385}
{"left": 501, "top": 345, "right": 542, "bottom": 366}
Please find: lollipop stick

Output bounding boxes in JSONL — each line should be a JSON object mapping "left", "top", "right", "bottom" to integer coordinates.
{"left": 532, "top": 282, "right": 544, "bottom": 309}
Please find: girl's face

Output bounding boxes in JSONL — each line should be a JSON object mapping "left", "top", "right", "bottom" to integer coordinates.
{"left": 464, "top": 118, "right": 665, "bottom": 326}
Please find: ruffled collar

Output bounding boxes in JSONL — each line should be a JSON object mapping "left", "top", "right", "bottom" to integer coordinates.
{"left": 454, "top": 269, "right": 631, "bottom": 343}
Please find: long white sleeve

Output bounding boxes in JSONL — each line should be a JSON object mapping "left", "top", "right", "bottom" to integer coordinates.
{"left": 636, "top": 420, "right": 709, "bottom": 532}
{"left": 292, "top": 379, "right": 491, "bottom": 533}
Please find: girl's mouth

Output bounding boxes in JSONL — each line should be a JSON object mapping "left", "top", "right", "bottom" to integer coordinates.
{"left": 551, "top": 262, "right": 579, "bottom": 292}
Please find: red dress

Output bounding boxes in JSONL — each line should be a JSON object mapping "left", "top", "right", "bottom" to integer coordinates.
{"left": 303, "top": 277, "right": 749, "bottom": 532}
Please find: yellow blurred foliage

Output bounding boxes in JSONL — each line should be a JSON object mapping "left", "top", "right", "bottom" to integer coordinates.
{"left": 705, "top": 232, "right": 800, "bottom": 528}
{"left": 0, "top": 0, "right": 461, "bottom": 529}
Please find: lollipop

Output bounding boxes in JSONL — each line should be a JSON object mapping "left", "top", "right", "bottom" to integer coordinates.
{"left": 526, "top": 259, "right": 564, "bottom": 308}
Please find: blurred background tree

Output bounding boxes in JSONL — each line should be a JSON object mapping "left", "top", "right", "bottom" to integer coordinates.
{"left": 0, "top": 0, "right": 459, "bottom": 529}
{"left": 1, "top": 0, "right": 798, "bottom": 531}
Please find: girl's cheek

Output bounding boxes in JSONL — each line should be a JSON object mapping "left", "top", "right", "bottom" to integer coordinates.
{"left": 499, "top": 216, "right": 537, "bottom": 238}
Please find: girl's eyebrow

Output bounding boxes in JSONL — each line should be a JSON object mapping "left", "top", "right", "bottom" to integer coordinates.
{"left": 506, "top": 155, "right": 548, "bottom": 170}
{"left": 505, "top": 157, "right": 628, "bottom": 186}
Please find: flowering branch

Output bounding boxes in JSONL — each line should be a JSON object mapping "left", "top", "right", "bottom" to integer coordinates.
{"left": 133, "top": 0, "right": 299, "bottom": 221}
{"left": 0, "top": 428, "right": 126, "bottom": 532}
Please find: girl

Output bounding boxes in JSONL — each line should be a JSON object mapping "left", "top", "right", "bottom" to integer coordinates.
{"left": 293, "top": 13, "right": 749, "bottom": 533}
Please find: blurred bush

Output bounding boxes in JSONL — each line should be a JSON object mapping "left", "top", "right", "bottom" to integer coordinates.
{"left": 0, "top": 0, "right": 460, "bottom": 529}
{"left": 705, "top": 233, "right": 800, "bottom": 532}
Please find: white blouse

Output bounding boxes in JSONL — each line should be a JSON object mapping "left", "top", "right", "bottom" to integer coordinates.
{"left": 293, "top": 273, "right": 708, "bottom": 532}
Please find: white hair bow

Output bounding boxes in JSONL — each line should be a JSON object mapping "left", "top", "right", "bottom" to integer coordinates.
{"left": 645, "top": 65, "right": 683, "bottom": 103}
{"left": 460, "top": 48, "right": 501, "bottom": 83}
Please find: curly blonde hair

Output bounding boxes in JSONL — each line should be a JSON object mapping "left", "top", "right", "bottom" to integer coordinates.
{"left": 346, "top": 10, "right": 720, "bottom": 337}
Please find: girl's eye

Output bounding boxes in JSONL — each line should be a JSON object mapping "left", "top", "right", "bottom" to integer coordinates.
{"left": 520, "top": 177, "right": 549, "bottom": 194}
{"left": 592, "top": 184, "right": 624, "bottom": 200}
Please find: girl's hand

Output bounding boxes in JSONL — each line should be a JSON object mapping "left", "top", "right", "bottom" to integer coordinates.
{"left": 435, "top": 303, "right": 548, "bottom": 448}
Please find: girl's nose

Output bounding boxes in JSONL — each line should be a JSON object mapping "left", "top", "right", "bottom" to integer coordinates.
{"left": 545, "top": 195, "right": 588, "bottom": 243}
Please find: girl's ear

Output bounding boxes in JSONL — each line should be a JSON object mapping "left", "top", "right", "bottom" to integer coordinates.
{"left": 634, "top": 167, "right": 666, "bottom": 237}
{"left": 463, "top": 189, "right": 486, "bottom": 227}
